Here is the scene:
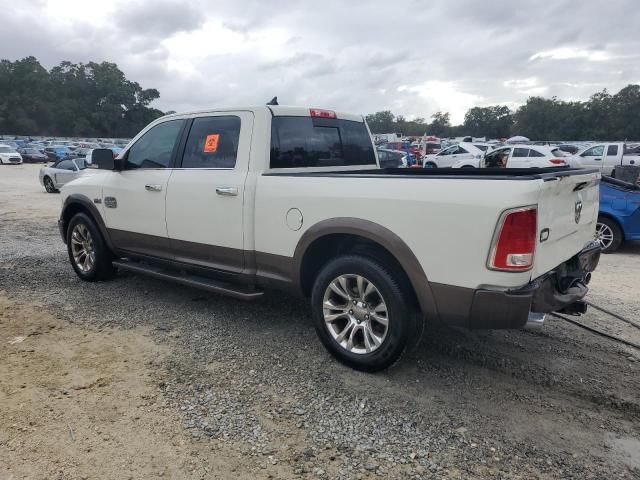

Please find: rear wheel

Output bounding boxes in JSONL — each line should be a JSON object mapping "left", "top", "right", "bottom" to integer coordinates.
{"left": 596, "top": 216, "right": 623, "bottom": 253}
{"left": 43, "top": 176, "right": 57, "bottom": 193}
{"left": 310, "top": 255, "right": 419, "bottom": 372}
{"left": 67, "top": 213, "right": 116, "bottom": 281}
{"left": 424, "top": 161, "right": 437, "bottom": 168}
{"left": 461, "top": 165, "right": 475, "bottom": 169}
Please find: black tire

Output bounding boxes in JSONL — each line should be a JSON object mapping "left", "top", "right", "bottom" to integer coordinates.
{"left": 43, "top": 176, "right": 57, "bottom": 193}
{"left": 424, "top": 161, "right": 437, "bottom": 168}
{"left": 66, "top": 213, "right": 116, "bottom": 281}
{"left": 461, "top": 165, "right": 475, "bottom": 169}
{"left": 310, "top": 255, "right": 419, "bottom": 372}
{"left": 596, "top": 216, "right": 623, "bottom": 253}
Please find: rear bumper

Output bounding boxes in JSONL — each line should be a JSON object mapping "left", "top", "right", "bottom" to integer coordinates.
{"left": 467, "top": 242, "right": 601, "bottom": 329}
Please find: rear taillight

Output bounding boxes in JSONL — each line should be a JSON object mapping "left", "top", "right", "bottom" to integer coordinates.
{"left": 549, "top": 159, "right": 566, "bottom": 165}
{"left": 488, "top": 207, "right": 537, "bottom": 271}
{"left": 309, "top": 108, "right": 337, "bottom": 119}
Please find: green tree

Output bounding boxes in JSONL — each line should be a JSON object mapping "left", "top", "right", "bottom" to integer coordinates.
{"left": 365, "top": 110, "right": 396, "bottom": 133}
{"left": 463, "top": 106, "right": 512, "bottom": 138}
{"left": 429, "top": 111, "right": 451, "bottom": 137}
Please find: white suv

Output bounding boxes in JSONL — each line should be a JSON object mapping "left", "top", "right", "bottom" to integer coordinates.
{"left": 422, "top": 142, "right": 484, "bottom": 168}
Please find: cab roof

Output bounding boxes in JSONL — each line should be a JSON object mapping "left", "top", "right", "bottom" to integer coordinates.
{"left": 160, "top": 105, "right": 364, "bottom": 123}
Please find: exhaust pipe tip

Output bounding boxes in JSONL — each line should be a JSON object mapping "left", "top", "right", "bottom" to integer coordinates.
{"left": 526, "top": 311, "right": 546, "bottom": 329}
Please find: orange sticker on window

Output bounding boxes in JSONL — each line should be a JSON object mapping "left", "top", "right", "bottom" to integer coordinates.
{"left": 204, "top": 134, "right": 219, "bottom": 153}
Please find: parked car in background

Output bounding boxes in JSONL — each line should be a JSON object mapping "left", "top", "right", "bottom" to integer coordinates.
{"left": 423, "top": 142, "right": 484, "bottom": 168}
{"left": 83, "top": 146, "right": 123, "bottom": 165}
{"left": 39, "top": 158, "right": 88, "bottom": 193}
{"left": 44, "top": 146, "right": 72, "bottom": 161}
{"left": 596, "top": 176, "right": 640, "bottom": 253}
{"left": 570, "top": 142, "right": 640, "bottom": 175}
{"left": 17, "top": 147, "right": 47, "bottom": 163}
{"left": 452, "top": 145, "right": 567, "bottom": 169}
{"left": 376, "top": 148, "right": 408, "bottom": 168}
{"left": 0, "top": 144, "right": 23, "bottom": 164}
{"left": 556, "top": 144, "right": 583, "bottom": 155}
{"left": 69, "top": 147, "right": 93, "bottom": 159}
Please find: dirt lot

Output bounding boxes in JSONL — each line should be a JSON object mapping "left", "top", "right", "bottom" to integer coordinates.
{"left": 1, "top": 164, "right": 639, "bottom": 479}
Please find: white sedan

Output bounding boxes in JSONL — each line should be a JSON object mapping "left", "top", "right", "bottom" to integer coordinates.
{"left": 422, "top": 142, "right": 485, "bottom": 168}
{"left": 39, "top": 158, "right": 88, "bottom": 193}
{"left": 452, "top": 145, "right": 568, "bottom": 169}
{"left": 0, "top": 144, "right": 23, "bottom": 164}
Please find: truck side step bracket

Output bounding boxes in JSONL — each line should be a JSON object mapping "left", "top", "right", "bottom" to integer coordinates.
{"left": 112, "top": 259, "right": 264, "bottom": 300}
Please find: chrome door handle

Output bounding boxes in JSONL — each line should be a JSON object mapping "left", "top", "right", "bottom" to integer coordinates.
{"left": 216, "top": 187, "right": 238, "bottom": 196}
{"left": 145, "top": 184, "right": 162, "bottom": 192}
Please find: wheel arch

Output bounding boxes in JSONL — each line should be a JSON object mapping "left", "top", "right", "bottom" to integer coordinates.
{"left": 60, "top": 194, "right": 114, "bottom": 249}
{"left": 293, "top": 218, "right": 438, "bottom": 319}
{"left": 597, "top": 212, "right": 626, "bottom": 240}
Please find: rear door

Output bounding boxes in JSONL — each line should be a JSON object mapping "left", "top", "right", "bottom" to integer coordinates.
{"left": 509, "top": 147, "right": 530, "bottom": 167}
{"left": 602, "top": 144, "right": 620, "bottom": 174}
{"left": 533, "top": 170, "right": 600, "bottom": 278}
{"left": 165, "top": 111, "right": 253, "bottom": 273}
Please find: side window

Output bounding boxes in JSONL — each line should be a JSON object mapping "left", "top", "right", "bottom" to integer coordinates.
{"left": 126, "top": 120, "right": 184, "bottom": 169}
{"left": 439, "top": 147, "right": 454, "bottom": 156}
{"left": 181, "top": 116, "right": 241, "bottom": 169}
{"left": 57, "top": 160, "right": 75, "bottom": 170}
{"left": 513, "top": 148, "right": 529, "bottom": 157}
{"left": 528, "top": 149, "right": 545, "bottom": 157}
{"left": 377, "top": 151, "right": 388, "bottom": 161}
{"left": 607, "top": 145, "right": 618, "bottom": 156}
{"left": 456, "top": 146, "right": 469, "bottom": 154}
{"left": 582, "top": 145, "right": 604, "bottom": 157}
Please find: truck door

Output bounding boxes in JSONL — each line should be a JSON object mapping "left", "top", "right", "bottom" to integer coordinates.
{"left": 603, "top": 144, "right": 620, "bottom": 175}
{"left": 101, "top": 118, "right": 186, "bottom": 258}
{"left": 165, "top": 111, "right": 254, "bottom": 273}
{"left": 578, "top": 144, "right": 605, "bottom": 171}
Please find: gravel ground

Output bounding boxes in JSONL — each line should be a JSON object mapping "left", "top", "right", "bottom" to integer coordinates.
{"left": 1, "top": 164, "right": 639, "bottom": 479}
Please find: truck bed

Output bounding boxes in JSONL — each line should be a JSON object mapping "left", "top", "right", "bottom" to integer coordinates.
{"left": 264, "top": 166, "right": 601, "bottom": 180}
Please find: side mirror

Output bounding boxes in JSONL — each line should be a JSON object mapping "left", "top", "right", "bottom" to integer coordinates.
{"left": 93, "top": 149, "right": 123, "bottom": 170}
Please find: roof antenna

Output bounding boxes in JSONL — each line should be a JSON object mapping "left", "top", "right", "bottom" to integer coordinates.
{"left": 267, "top": 96, "right": 279, "bottom": 106}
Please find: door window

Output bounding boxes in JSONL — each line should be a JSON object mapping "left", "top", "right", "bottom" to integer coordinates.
{"left": 581, "top": 145, "right": 604, "bottom": 157}
{"left": 513, "top": 148, "right": 529, "bottom": 157}
{"left": 455, "top": 146, "right": 469, "bottom": 154}
{"left": 126, "top": 119, "right": 185, "bottom": 169}
{"left": 56, "top": 160, "right": 75, "bottom": 170}
{"left": 528, "top": 149, "right": 545, "bottom": 157}
{"left": 181, "top": 116, "right": 241, "bottom": 169}
{"left": 607, "top": 145, "right": 618, "bottom": 156}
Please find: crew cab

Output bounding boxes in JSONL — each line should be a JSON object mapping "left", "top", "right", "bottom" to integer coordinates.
{"left": 58, "top": 106, "right": 601, "bottom": 371}
{"left": 571, "top": 142, "right": 640, "bottom": 175}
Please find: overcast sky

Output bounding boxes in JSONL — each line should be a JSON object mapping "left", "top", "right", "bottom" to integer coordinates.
{"left": 3, "top": 0, "right": 639, "bottom": 123}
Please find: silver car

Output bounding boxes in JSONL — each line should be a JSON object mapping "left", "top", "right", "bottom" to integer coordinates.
{"left": 39, "top": 158, "right": 88, "bottom": 193}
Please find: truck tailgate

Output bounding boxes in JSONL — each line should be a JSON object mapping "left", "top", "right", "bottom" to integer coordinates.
{"left": 533, "top": 170, "right": 600, "bottom": 279}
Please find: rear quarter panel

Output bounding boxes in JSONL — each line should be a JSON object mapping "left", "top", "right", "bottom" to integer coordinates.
{"left": 254, "top": 175, "right": 546, "bottom": 290}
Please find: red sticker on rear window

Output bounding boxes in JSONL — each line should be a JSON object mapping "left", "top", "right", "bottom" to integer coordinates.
{"left": 204, "top": 134, "right": 219, "bottom": 153}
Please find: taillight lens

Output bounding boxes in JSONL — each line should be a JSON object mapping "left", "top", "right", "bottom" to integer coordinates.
{"left": 489, "top": 207, "right": 537, "bottom": 271}
{"left": 309, "top": 108, "right": 337, "bottom": 119}
{"left": 549, "top": 159, "right": 566, "bottom": 165}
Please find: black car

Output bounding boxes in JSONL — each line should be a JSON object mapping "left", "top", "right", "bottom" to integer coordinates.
{"left": 18, "top": 148, "right": 48, "bottom": 163}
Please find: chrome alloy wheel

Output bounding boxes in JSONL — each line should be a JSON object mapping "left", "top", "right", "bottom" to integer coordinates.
{"left": 322, "top": 274, "right": 389, "bottom": 354}
{"left": 70, "top": 223, "right": 96, "bottom": 273}
{"left": 595, "top": 222, "right": 614, "bottom": 250}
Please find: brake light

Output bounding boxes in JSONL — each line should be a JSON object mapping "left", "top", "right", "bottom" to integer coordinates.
{"left": 489, "top": 207, "right": 537, "bottom": 271}
{"left": 309, "top": 108, "right": 337, "bottom": 119}
{"left": 549, "top": 159, "right": 566, "bottom": 165}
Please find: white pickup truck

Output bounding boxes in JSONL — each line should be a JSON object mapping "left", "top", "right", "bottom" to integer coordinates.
{"left": 58, "top": 106, "right": 601, "bottom": 371}
{"left": 571, "top": 142, "right": 640, "bottom": 175}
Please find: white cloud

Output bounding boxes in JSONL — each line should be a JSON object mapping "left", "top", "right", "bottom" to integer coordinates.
{"left": 529, "top": 47, "right": 611, "bottom": 62}
{"left": 398, "top": 81, "right": 482, "bottom": 124}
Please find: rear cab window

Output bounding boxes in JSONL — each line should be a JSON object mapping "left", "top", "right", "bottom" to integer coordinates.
{"left": 270, "top": 116, "right": 376, "bottom": 169}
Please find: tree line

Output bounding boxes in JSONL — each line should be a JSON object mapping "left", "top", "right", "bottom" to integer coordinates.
{"left": 366, "top": 84, "right": 640, "bottom": 141}
{"left": 0, "top": 56, "right": 164, "bottom": 138}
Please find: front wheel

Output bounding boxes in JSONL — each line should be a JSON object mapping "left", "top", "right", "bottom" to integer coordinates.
{"left": 43, "top": 176, "right": 57, "bottom": 193}
{"left": 596, "top": 217, "right": 623, "bottom": 253}
{"left": 424, "top": 161, "right": 437, "bottom": 168}
{"left": 310, "top": 255, "right": 419, "bottom": 372}
{"left": 66, "top": 213, "right": 116, "bottom": 281}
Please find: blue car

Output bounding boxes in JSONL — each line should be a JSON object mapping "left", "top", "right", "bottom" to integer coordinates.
{"left": 597, "top": 176, "right": 640, "bottom": 252}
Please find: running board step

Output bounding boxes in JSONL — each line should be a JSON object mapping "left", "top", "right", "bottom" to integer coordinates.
{"left": 112, "top": 259, "right": 264, "bottom": 300}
